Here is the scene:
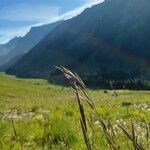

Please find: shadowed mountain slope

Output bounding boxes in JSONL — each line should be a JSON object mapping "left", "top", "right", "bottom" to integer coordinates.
{"left": 7, "top": 0, "right": 150, "bottom": 88}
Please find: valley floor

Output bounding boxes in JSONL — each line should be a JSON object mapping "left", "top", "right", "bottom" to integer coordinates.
{"left": 0, "top": 73, "right": 150, "bottom": 150}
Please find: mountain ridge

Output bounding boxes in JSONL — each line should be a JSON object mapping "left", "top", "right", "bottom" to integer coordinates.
{"left": 7, "top": 0, "right": 150, "bottom": 89}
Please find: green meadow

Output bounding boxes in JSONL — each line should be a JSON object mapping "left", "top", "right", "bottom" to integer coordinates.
{"left": 0, "top": 73, "right": 150, "bottom": 150}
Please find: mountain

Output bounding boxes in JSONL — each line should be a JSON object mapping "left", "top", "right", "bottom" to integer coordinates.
{"left": 0, "top": 54, "right": 23, "bottom": 71}
{"left": 7, "top": 0, "right": 150, "bottom": 89}
{"left": 0, "top": 46, "right": 7, "bottom": 56}
{"left": 0, "top": 37, "right": 21, "bottom": 67}
{"left": 0, "top": 21, "right": 63, "bottom": 70}
{"left": 0, "top": 37, "right": 21, "bottom": 56}
{"left": 0, "top": 37, "right": 21, "bottom": 49}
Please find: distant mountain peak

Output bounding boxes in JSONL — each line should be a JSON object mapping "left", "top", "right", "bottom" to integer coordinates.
{"left": 0, "top": 20, "right": 63, "bottom": 70}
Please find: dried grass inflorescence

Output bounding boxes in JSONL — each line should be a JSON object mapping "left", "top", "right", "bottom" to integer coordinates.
{"left": 56, "top": 65, "right": 147, "bottom": 150}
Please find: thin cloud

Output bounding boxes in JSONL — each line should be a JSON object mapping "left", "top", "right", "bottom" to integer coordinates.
{"left": 59, "top": 0, "right": 105, "bottom": 20}
{"left": 0, "top": 4, "right": 60, "bottom": 22}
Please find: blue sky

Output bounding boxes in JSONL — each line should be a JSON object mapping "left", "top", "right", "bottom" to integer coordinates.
{"left": 0, "top": 0, "right": 104, "bottom": 44}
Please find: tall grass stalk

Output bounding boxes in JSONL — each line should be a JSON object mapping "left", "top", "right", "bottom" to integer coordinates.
{"left": 11, "top": 117, "right": 22, "bottom": 150}
{"left": 56, "top": 66, "right": 146, "bottom": 150}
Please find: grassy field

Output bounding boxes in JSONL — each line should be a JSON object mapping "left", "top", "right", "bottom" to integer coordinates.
{"left": 0, "top": 72, "right": 150, "bottom": 150}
